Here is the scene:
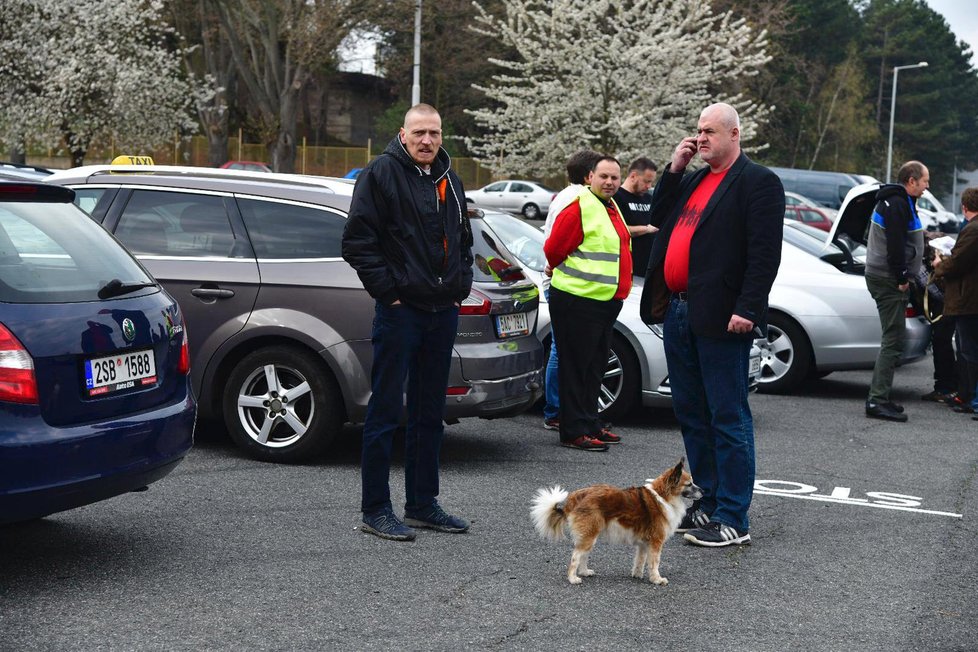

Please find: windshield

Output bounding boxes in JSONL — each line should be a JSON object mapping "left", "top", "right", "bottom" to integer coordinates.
{"left": 783, "top": 220, "right": 866, "bottom": 263}
{"left": 0, "top": 200, "right": 153, "bottom": 303}
{"left": 482, "top": 211, "right": 547, "bottom": 272}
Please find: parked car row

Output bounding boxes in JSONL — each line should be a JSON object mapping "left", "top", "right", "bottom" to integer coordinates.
{"left": 43, "top": 164, "right": 545, "bottom": 465}
{"left": 2, "top": 164, "right": 930, "bottom": 526}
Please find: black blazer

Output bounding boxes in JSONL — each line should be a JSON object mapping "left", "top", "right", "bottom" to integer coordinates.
{"left": 639, "top": 152, "right": 784, "bottom": 339}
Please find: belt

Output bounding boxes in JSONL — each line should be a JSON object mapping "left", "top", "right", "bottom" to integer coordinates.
{"left": 673, "top": 291, "right": 688, "bottom": 302}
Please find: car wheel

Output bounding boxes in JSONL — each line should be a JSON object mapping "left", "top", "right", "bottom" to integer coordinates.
{"left": 598, "top": 333, "right": 639, "bottom": 420}
{"left": 521, "top": 203, "right": 540, "bottom": 220}
{"left": 756, "top": 313, "right": 812, "bottom": 394}
{"left": 222, "top": 345, "right": 343, "bottom": 463}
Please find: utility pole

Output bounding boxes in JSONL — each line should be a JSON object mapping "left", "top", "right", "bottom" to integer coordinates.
{"left": 411, "top": 0, "right": 422, "bottom": 105}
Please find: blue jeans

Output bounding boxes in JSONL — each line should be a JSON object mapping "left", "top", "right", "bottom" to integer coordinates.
{"left": 361, "top": 301, "right": 458, "bottom": 516}
{"left": 664, "top": 298, "right": 755, "bottom": 532}
{"left": 544, "top": 288, "right": 559, "bottom": 420}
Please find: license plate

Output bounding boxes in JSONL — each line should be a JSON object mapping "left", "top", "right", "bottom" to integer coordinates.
{"left": 495, "top": 312, "right": 529, "bottom": 338}
{"left": 84, "top": 349, "right": 158, "bottom": 397}
{"left": 749, "top": 356, "right": 761, "bottom": 375}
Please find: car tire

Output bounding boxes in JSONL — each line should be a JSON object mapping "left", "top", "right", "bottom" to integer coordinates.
{"left": 222, "top": 345, "right": 343, "bottom": 463}
{"left": 598, "top": 333, "right": 639, "bottom": 421}
{"left": 521, "top": 203, "right": 540, "bottom": 220}
{"left": 756, "top": 313, "right": 812, "bottom": 394}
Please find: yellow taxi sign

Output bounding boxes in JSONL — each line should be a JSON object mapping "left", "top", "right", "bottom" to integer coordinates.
{"left": 111, "top": 155, "right": 154, "bottom": 166}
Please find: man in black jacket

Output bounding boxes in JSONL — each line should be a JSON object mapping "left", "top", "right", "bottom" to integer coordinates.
{"left": 342, "top": 104, "right": 473, "bottom": 541}
{"left": 863, "top": 160, "right": 929, "bottom": 422}
{"left": 640, "top": 102, "right": 784, "bottom": 548}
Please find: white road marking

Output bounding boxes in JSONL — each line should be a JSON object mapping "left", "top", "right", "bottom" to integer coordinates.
{"left": 753, "top": 480, "right": 962, "bottom": 518}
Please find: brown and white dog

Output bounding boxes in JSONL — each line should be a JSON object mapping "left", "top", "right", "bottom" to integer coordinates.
{"left": 530, "top": 458, "right": 702, "bottom": 585}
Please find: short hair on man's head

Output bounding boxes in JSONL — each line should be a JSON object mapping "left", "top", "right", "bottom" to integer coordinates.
{"left": 403, "top": 103, "right": 440, "bottom": 125}
{"left": 702, "top": 102, "right": 740, "bottom": 130}
{"left": 565, "top": 149, "right": 602, "bottom": 185}
{"left": 627, "top": 157, "right": 658, "bottom": 175}
{"left": 962, "top": 186, "right": 978, "bottom": 212}
{"left": 897, "top": 160, "right": 927, "bottom": 185}
{"left": 592, "top": 155, "right": 621, "bottom": 171}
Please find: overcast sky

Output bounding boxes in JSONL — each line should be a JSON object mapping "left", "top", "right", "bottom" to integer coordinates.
{"left": 926, "top": 0, "right": 978, "bottom": 65}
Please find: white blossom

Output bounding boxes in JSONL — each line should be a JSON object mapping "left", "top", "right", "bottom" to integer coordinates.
{"left": 465, "top": 0, "right": 772, "bottom": 177}
{"left": 0, "top": 0, "right": 199, "bottom": 162}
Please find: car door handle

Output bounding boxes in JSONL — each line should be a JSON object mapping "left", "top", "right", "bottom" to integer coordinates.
{"left": 191, "top": 288, "right": 235, "bottom": 299}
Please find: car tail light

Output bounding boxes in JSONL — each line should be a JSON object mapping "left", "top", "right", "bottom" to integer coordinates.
{"left": 177, "top": 319, "right": 190, "bottom": 375}
{"left": 0, "top": 322, "right": 38, "bottom": 404}
{"left": 906, "top": 304, "right": 920, "bottom": 318}
{"left": 446, "top": 386, "right": 471, "bottom": 396}
{"left": 459, "top": 289, "right": 492, "bottom": 315}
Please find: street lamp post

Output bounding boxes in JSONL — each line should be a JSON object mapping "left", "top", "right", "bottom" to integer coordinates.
{"left": 411, "top": 0, "right": 422, "bottom": 105}
{"left": 886, "top": 61, "right": 928, "bottom": 183}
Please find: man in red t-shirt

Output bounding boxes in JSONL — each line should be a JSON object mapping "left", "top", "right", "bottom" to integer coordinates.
{"left": 639, "top": 103, "right": 784, "bottom": 548}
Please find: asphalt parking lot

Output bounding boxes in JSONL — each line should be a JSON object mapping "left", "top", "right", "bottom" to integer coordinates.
{"left": 2, "top": 359, "right": 976, "bottom": 651}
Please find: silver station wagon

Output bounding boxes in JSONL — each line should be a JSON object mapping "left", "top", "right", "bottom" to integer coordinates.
{"left": 46, "top": 165, "right": 543, "bottom": 463}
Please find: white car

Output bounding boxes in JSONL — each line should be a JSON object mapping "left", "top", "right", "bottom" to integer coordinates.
{"left": 755, "top": 184, "right": 931, "bottom": 393}
{"left": 466, "top": 180, "right": 556, "bottom": 220}
{"left": 917, "top": 189, "right": 959, "bottom": 232}
{"left": 478, "top": 209, "right": 762, "bottom": 419}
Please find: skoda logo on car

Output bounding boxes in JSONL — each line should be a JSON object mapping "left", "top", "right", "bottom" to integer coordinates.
{"left": 122, "top": 318, "right": 136, "bottom": 342}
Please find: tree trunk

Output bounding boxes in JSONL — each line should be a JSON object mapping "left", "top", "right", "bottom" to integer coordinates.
{"left": 208, "top": 127, "right": 229, "bottom": 167}
{"left": 6, "top": 146, "right": 25, "bottom": 165}
{"left": 269, "top": 83, "right": 301, "bottom": 172}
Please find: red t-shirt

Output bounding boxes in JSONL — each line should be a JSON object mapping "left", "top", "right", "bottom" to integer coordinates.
{"left": 663, "top": 169, "right": 729, "bottom": 292}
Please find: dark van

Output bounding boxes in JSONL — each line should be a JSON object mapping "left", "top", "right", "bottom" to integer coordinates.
{"left": 769, "top": 167, "right": 861, "bottom": 210}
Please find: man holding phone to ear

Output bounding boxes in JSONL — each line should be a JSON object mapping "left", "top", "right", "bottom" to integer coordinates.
{"left": 639, "top": 102, "right": 784, "bottom": 547}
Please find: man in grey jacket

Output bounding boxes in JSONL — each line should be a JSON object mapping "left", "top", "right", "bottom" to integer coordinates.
{"left": 864, "top": 160, "right": 929, "bottom": 422}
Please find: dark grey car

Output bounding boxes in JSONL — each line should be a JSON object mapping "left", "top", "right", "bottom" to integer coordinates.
{"left": 46, "top": 165, "right": 543, "bottom": 463}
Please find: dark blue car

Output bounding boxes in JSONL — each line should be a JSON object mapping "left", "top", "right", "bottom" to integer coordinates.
{"left": 0, "top": 182, "right": 195, "bottom": 525}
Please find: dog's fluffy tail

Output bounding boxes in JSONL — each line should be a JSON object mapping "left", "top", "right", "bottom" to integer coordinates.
{"left": 531, "top": 485, "right": 569, "bottom": 542}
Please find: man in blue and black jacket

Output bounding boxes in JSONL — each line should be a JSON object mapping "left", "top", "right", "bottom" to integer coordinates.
{"left": 342, "top": 103, "right": 473, "bottom": 541}
{"left": 864, "top": 160, "right": 929, "bottom": 422}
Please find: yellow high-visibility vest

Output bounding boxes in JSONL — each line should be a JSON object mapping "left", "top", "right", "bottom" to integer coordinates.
{"left": 551, "top": 190, "right": 626, "bottom": 301}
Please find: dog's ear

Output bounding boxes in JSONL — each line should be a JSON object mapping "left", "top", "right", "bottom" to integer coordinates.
{"left": 668, "top": 458, "right": 685, "bottom": 485}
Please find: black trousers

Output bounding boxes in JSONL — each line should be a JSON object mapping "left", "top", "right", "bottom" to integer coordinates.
{"left": 931, "top": 315, "right": 958, "bottom": 393}
{"left": 549, "top": 287, "right": 622, "bottom": 442}
{"left": 955, "top": 314, "right": 978, "bottom": 404}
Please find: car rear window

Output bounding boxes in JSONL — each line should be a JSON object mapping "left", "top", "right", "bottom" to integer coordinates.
{"left": 236, "top": 198, "right": 346, "bottom": 259}
{"left": 0, "top": 200, "right": 152, "bottom": 303}
{"left": 469, "top": 218, "right": 526, "bottom": 283}
{"left": 482, "top": 211, "right": 547, "bottom": 272}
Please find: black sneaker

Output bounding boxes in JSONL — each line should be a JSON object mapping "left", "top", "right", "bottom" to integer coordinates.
{"left": 883, "top": 401, "right": 904, "bottom": 413}
{"left": 921, "top": 390, "right": 947, "bottom": 403}
{"left": 865, "top": 401, "right": 908, "bottom": 422}
{"left": 684, "top": 521, "right": 751, "bottom": 547}
{"left": 362, "top": 508, "right": 416, "bottom": 541}
{"left": 403, "top": 503, "right": 469, "bottom": 533}
{"left": 676, "top": 507, "right": 709, "bottom": 533}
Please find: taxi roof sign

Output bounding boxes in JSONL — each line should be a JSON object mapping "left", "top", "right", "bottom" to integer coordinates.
{"left": 111, "top": 155, "right": 154, "bottom": 166}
